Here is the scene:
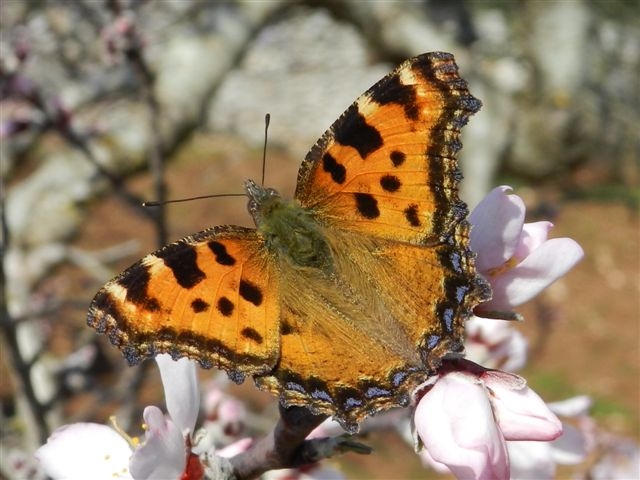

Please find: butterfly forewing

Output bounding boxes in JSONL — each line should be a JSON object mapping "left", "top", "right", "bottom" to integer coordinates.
{"left": 296, "top": 52, "right": 479, "bottom": 245}
{"left": 87, "top": 226, "right": 280, "bottom": 378}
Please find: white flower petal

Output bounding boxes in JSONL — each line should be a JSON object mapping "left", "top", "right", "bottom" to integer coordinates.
{"left": 484, "top": 237, "right": 584, "bottom": 308}
{"left": 551, "top": 422, "right": 588, "bottom": 465}
{"left": 36, "top": 423, "right": 132, "bottom": 479}
{"left": 156, "top": 354, "right": 200, "bottom": 435}
{"left": 469, "top": 186, "right": 525, "bottom": 272}
{"left": 415, "top": 372, "right": 510, "bottom": 480}
{"left": 486, "top": 379, "right": 562, "bottom": 441}
{"left": 216, "top": 438, "right": 253, "bottom": 458}
{"left": 465, "top": 318, "right": 529, "bottom": 372}
{"left": 547, "top": 395, "right": 592, "bottom": 417}
{"left": 130, "top": 407, "right": 186, "bottom": 480}
{"left": 514, "top": 221, "right": 553, "bottom": 259}
{"left": 418, "top": 447, "right": 452, "bottom": 474}
{"left": 507, "top": 440, "right": 555, "bottom": 480}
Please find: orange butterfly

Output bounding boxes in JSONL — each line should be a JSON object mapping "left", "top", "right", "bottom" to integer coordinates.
{"left": 87, "top": 52, "right": 490, "bottom": 432}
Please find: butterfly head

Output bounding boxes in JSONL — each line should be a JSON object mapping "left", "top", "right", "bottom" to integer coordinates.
{"left": 245, "top": 179, "right": 281, "bottom": 226}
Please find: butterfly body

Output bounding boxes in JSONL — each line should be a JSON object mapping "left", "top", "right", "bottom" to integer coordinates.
{"left": 246, "top": 180, "right": 332, "bottom": 270}
{"left": 88, "top": 52, "right": 491, "bottom": 432}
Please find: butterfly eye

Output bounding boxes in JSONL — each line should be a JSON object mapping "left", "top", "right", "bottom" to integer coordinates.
{"left": 265, "top": 187, "right": 279, "bottom": 198}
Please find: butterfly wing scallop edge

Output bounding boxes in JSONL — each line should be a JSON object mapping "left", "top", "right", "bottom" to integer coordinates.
{"left": 87, "top": 225, "right": 281, "bottom": 384}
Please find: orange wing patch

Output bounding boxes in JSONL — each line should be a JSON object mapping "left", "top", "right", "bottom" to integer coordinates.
{"left": 296, "top": 52, "right": 478, "bottom": 245}
{"left": 87, "top": 226, "right": 280, "bottom": 380}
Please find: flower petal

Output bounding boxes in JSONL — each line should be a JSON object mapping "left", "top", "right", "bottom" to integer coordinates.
{"left": 485, "top": 377, "right": 562, "bottom": 441}
{"left": 551, "top": 423, "right": 588, "bottom": 465}
{"left": 513, "top": 221, "right": 553, "bottom": 259}
{"left": 470, "top": 186, "right": 525, "bottom": 273}
{"left": 483, "top": 237, "right": 584, "bottom": 309}
{"left": 465, "top": 317, "right": 528, "bottom": 372}
{"left": 415, "top": 372, "right": 509, "bottom": 480}
{"left": 36, "top": 423, "right": 132, "bottom": 479}
{"left": 129, "top": 406, "right": 186, "bottom": 480}
{"left": 507, "top": 440, "right": 555, "bottom": 480}
{"left": 547, "top": 395, "right": 592, "bottom": 417}
{"left": 156, "top": 354, "right": 200, "bottom": 435}
{"left": 216, "top": 438, "right": 253, "bottom": 458}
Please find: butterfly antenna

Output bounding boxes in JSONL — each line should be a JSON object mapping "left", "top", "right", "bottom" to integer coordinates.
{"left": 143, "top": 193, "right": 246, "bottom": 207}
{"left": 261, "top": 113, "right": 270, "bottom": 186}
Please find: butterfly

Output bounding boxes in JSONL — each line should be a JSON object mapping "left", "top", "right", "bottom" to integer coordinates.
{"left": 87, "top": 52, "right": 491, "bottom": 433}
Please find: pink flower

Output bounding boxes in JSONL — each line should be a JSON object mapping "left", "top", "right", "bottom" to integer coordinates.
{"left": 465, "top": 316, "right": 528, "bottom": 372}
{"left": 506, "top": 395, "right": 594, "bottom": 479}
{"left": 35, "top": 423, "right": 134, "bottom": 479}
{"left": 469, "top": 186, "right": 583, "bottom": 317}
{"left": 130, "top": 355, "right": 201, "bottom": 479}
{"left": 413, "top": 360, "right": 562, "bottom": 480}
{"left": 36, "top": 354, "right": 202, "bottom": 480}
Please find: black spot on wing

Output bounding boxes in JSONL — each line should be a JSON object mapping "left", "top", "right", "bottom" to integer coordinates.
{"left": 239, "top": 280, "right": 263, "bottom": 306}
{"left": 208, "top": 241, "right": 236, "bottom": 266}
{"left": 241, "top": 327, "right": 263, "bottom": 344}
{"left": 280, "top": 321, "right": 295, "bottom": 335}
{"left": 368, "top": 73, "right": 419, "bottom": 120}
{"left": 217, "top": 297, "right": 234, "bottom": 317}
{"left": 333, "top": 106, "right": 383, "bottom": 159}
{"left": 390, "top": 150, "right": 406, "bottom": 167}
{"left": 380, "top": 175, "right": 401, "bottom": 192}
{"left": 322, "top": 153, "right": 346, "bottom": 184}
{"left": 191, "top": 298, "right": 209, "bottom": 313}
{"left": 354, "top": 193, "right": 380, "bottom": 219}
{"left": 156, "top": 242, "right": 205, "bottom": 289}
{"left": 116, "top": 265, "right": 160, "bottom": 311}
{"left": 404, "top": 204, "right": 421, "bottom": 227}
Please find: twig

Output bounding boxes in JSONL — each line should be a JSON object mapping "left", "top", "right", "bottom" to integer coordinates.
{"left": 0, "top": 174, "right": 50, "bottom": 446}
{"left": 227, "top": 405, "right": 370, "bottom": 479}
{"left": 105, "top": 0, "right": 168, "bottom": 247}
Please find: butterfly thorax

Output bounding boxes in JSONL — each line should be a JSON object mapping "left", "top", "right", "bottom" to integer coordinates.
{"left": 245, "top": 180, "right": 332, "bottom": 269}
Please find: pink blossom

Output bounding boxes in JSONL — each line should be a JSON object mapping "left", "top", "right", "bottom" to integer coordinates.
{"left": 129, "top": 406, "right": 188, "bottom": 479}
{"left": 215, "top": 437, "right": 253, "bottom": 458}
{"left": 35, "top": 423, "right": 133, "bottom": 479}
{"left": 469, "top": 186, "right": 583, "bottom": 316}
{"left": 191, "top": 380, "right": 251, "bottom": 457}
{"left": 465, "top": 316, "right": 528, "bottom": 371}
{"left": 413, "top": 360, "right": 562, "bottom": 480}
{"left": 36, "top": 354, "right": 202, "bottom": 480}
{"left": 507, "top": 395, "right": 596, "bottom": 480}
{"left": 505, "top": 395, "right": 594, "bottom": 478}
{"left": 129, "top": 355, "right": 200, "bottom": 479}
{"left": 590, "top": 435, "right": 640, "bottom": 479}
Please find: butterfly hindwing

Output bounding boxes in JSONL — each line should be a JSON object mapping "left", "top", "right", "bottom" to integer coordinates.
{"left": 254, "top": 221, "right": 489, "bottom": 430}
{"left": 296, "top": 52, "right": 479, "bottom": 245}
{"left": 255, "top": 258, "right": 423, "bottom": 431}
{"left": 87, "top": 226, "right": 280, "bottom": 379}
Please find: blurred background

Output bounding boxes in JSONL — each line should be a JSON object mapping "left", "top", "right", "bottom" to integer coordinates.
{"left": 1, "top": 1, "right": 638, "bottom": 478}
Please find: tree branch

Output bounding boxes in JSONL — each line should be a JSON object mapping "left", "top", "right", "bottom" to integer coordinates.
{"left": 226, "top": 405, "right": 371, "bottom": 479}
